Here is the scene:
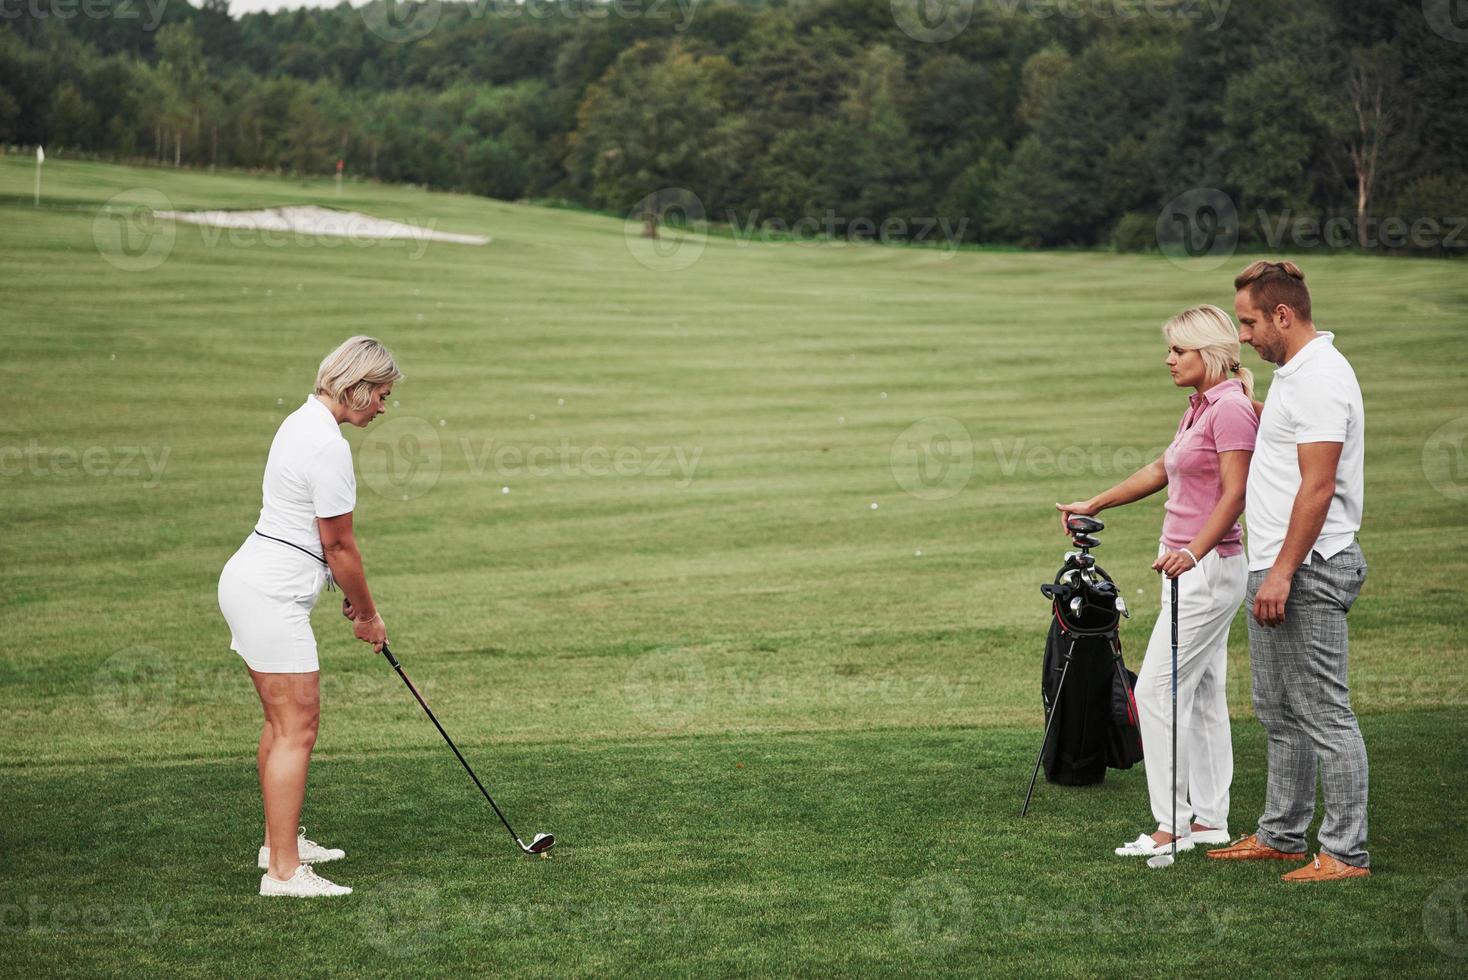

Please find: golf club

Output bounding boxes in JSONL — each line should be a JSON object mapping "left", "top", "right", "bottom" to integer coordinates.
{"left": 1147, "top": 575, "right": 1180, "bottom": 870}
{"left": 380, "top": 642, "right": 555, "bottom": 856}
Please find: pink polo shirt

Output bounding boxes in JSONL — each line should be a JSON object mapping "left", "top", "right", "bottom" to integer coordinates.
{"left": 1162, "top": 379, "right": 1258, "bottom": 557}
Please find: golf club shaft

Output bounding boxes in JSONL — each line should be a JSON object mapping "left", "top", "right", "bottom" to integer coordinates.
{"left": 380, "top": 643, "right": 526, "bottom": 848}
{"left": 1170, "top": 575, "right": 1179, "bottom": 858}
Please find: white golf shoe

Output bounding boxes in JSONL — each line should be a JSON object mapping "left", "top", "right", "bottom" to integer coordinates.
{"left": 259, "top": 863, "right": 352, "bottom": 898}
{"left": 257, "top": 827, "right": 345, "bottom": 870}
{"left": 1114, "top": 833, "right": 1195, "bottom": 858}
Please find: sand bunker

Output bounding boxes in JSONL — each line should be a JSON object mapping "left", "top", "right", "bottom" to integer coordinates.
{"left": 155, "top": 205, "right": 490, "bottom": 246}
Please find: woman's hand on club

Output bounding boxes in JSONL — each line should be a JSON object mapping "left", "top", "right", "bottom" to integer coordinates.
{"left": 353, "top": 612, "right": 387, "bottom": 651}
{"left": 1152, "top": 549, "right": 1196, "bottom": 579}
{"left": 1055, "top": 500, "right": 1097, "bottom": 534}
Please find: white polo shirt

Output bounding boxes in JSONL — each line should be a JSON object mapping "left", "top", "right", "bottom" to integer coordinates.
{"left": 254, "top": 395, "right": 356, "bottom": 556}
{"left": 1245, "top": 333, "right": 1364, "bottom": 572}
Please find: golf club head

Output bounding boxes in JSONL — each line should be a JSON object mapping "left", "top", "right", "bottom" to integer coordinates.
{"left": 522, "top": 832, "right": 555, "bottom": 854}
{"left": 1066, "top": 515, "right": 1104, "bottom": 536}
{"left": 1071, "top": 533, "right": 1101, "bottom": 550}
{"left": 1146, "top": 852, "right": 1175, "bottom": 869}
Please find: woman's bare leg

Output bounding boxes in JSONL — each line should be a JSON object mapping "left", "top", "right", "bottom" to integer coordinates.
{"left": 258, "top": 721, "right": 274, "bottom": 848}
{"left": 250, "top": 669, "right": 320, "bottom": 880}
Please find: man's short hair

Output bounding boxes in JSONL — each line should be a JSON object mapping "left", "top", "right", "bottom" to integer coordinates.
{"left": 1234, "top": 260, "right": 1312, "bottom": 321}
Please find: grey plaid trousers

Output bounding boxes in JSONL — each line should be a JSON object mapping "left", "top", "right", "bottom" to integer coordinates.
{"left": 1247, "top": 542, "right": 1369, "bottom": 867}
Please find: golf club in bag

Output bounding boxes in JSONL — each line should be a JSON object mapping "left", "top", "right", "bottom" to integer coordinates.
{"left": 380, "top": 642, "right": 555, "bottom": 855}
{"left": 1021, "top": 516, "right": 1144, "bottom": 817}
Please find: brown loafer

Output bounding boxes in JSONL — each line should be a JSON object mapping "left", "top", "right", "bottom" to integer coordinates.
{"left": 1281, "top": 853, "right": 1370, "bottom": 882}
{"left": 1206, "top": 833, "right": 1305, "bottom": 861}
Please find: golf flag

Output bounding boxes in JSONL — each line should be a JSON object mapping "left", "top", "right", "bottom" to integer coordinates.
{"left": 37, "top": 146, "right": 44, "bottom": 163}
{"left": 34, "top": 145, "right": 43, "bottom": 206}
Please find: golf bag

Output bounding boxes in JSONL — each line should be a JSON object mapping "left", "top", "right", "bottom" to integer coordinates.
{"left": 1021, "top": 517, "right": 1143, "bottom": 815}
{"left": 1038, "top": 606, "right": 1143, "bottom": 785}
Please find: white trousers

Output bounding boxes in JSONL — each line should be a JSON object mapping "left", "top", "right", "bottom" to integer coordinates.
{"left": 1136, "top": 548, "right": 1245, "bottom": 835}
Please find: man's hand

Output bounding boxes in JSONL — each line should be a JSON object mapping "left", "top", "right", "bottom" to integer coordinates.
{"left": 1252, "top": 571, "right": 1292, "bottom": 627}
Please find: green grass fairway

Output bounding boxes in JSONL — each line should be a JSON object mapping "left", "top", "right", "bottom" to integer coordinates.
{"left": 2, "top": 158, "right": 1466, "bottom": 976}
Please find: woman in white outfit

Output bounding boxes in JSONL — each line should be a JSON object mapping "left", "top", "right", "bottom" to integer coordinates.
{"left": 218, "top": 336, "right": 399, "bottom": 897}
{"left": 1056, "top": 306, "right": 1259, "bottom": 858}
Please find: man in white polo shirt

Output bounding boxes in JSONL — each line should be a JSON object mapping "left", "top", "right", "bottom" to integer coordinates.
{"left": 1207, "top": 261, "right": 1371, "bottom": 882}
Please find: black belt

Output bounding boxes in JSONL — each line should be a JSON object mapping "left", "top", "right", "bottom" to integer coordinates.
{"left": 253, "top": 530, "right": 327, "bottom": 567}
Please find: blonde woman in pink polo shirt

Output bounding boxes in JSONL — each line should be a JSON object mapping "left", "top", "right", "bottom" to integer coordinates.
{"left": 1056, "top": 305, "right": 1259, "bottom": 859}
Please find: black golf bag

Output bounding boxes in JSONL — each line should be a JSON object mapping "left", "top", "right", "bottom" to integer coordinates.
{"left": 1039, "top": 604, "right": 1143, "bottom": 785}
{"left": 1022, "top": 517, "right": 1144, "bottom": 814}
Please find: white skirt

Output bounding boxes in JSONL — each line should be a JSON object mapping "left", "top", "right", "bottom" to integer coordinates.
{"left": 218, "top": 534, "right": 330, "bottom": 673}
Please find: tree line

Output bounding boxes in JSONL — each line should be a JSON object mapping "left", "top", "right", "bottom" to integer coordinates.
{"left": 3, "top": 0, "right": 1465, "bottom": 253}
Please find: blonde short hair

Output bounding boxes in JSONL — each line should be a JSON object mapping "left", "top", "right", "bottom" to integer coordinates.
{"left": 1163, "top": 305, "right": 1254, "bottom": 399}
{"left": 315, "top": 336, "right": 403, "bottom": 410}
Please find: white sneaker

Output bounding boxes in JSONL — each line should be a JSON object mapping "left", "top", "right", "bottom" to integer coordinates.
{"left": 1114, "top": 833, "right": 1196, "bottom": 857}
{"left": 259, "top": 863, "right": 352, "bottom": 898}
{"left": 1190, "top": 827, "right": 1230, "bottom": 846}
{"left": 258, "top": 827, "right": 346, "bottom": 870}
